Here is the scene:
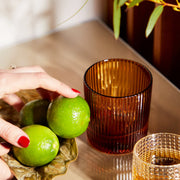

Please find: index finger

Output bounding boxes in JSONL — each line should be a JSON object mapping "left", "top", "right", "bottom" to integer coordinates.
{"left": 0, "top": 72, "right": 79, "bottom": 98}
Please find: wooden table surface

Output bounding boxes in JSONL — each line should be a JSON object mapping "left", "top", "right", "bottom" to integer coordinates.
{"left": 0, "top": 20, "right": 179, "bottom": 180}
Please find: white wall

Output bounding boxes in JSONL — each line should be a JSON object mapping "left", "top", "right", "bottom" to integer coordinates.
{"left": 0, "top": 0, "right": 108, "bottom": 49}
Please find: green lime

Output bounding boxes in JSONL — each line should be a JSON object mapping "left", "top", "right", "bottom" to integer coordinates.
{"left": 47, "top": 96, "right": 90, "bottom": 138}
{"left": 20, "top": 99, "right": 50, "bottom": 127}
{"left": 13, "top": 125, "right": 59, "bottom": 167}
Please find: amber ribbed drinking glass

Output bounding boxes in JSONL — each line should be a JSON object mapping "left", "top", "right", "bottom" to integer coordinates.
{"left": 83, "top": 59, "right": 152, "bottom": 154}
{"left": 132, "top": 133, "right": 180, "bottom": 180}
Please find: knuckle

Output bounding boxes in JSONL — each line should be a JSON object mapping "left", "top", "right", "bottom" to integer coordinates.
{"left": 37, "top": 72, "right": 48, "bottom": 86}
{"left": 0, "top": 73, "right": 12, "bottom": 97}
{"left": 0, "top": 73, "right": 8, "bottom": 87}
{"left": 0, "top": 120, "right": 19, "bottom": 142}
{"left": 0, "top": 124, "right": 14, "bottom": 140}
{"left": 37, "top": 72, "right": 47, "bottom": 80}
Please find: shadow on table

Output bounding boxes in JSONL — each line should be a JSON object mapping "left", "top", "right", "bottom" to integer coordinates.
{"left": 75, "top": 134, "right": 132, "bottom": 180}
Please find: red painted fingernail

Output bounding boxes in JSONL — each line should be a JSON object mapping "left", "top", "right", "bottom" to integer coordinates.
{"left": 71, "top": 88, "right": 80, "bottom": 94}
{"left": 18, "top": 136, "right": 30, "bottom": 148}
{"left": 0, "top": 142, "right": 12, "bottom": 149}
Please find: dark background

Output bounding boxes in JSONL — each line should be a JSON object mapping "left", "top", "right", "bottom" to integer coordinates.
{"left": 105, "top": 0, "right": 180, "bottom": 89}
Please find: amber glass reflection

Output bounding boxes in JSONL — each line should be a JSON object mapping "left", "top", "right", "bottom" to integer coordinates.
{"left": 132, "top": 133, "right": 180, "bottom": 180}
{"left": 84, "top": 59, "right": 152, "bottom": 154}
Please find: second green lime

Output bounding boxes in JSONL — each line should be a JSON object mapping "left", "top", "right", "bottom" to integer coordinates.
{"left": 20, "top": 99, "right": 50, "bottom": 127}
{"left": 47, "top": 96, "right": 90, "bottom": 138}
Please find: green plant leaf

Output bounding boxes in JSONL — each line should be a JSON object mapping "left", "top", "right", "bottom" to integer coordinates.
{"left": 113, "top": 0, "right": 121, "bottom": 39}
{"left": 173, "top": 7, "right": 180, "bottom": 12}
{"left": 119, "top": 0, "right": 128, "bottom": 7}
{"left": 128, "top": 0, "right": 143, "bottom": 8}
{"left": 145, "top": 5, "right": 164, "bottom": 38}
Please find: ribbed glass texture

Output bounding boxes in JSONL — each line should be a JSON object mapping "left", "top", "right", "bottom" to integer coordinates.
{"left": 84, "top": 59, "right": 152, "bottom": 154}
{"left": 132, "top": 133, "right": 180, "bottom": 180}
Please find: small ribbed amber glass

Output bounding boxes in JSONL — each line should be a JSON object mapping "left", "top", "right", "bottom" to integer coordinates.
{"left": 132, "top": 133, "right": 180, "bottom": 180}
{"left": 83, "top": 59, "right": 152, "bottom": 154}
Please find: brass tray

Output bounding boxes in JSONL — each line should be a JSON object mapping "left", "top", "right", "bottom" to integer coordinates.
{"left": 0, "top": 90, "right": 78, "bottom": 180}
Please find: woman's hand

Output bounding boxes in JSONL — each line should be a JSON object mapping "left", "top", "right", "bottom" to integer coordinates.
{"left": 0, "top": 66, "right": 80, "bottom": 179}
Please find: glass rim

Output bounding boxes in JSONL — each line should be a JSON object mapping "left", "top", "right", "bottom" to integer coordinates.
{"left": 133, "top": 132, "right": 180, "bottom": 168}
{"left": 83, "top": 58, "right": 153, "bottom": 98}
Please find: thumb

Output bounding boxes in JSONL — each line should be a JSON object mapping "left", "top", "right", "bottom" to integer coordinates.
{"left": 0, "top": 118, "right": 30, "bottom": 148}
{"left": 0, "top": 159, "right": 13, "bottom": 180}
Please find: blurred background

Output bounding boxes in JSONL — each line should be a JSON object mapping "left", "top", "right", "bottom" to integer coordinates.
{"left": 0, "top": 0, "right": 179, "bottom": 88}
